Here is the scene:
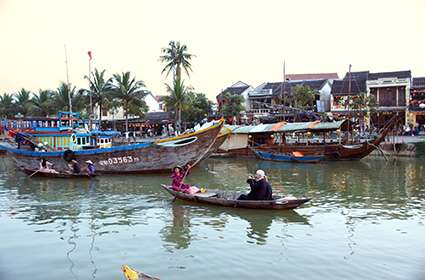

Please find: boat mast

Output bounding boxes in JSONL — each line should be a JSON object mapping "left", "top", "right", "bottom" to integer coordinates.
{"left": 64, "top": 44, "right": 72, "bottom": 114}
{"left": 279, "top": 60, "right": 286, "bottom": 119}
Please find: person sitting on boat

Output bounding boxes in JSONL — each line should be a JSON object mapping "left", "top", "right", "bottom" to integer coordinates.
{"left": 68, "top": 159, "right": 81, "bottom": 174}
{"left": 85, "top": 160, "right": 96, "bottom": 176}
{"left": 39, "top": 158, "right": 58, "bottom": 174}
{"left": 171, "top": 164, "right": 192, "bottom": 192}
{"left": 238, "top": 169, "right": 273, "bottom": 201}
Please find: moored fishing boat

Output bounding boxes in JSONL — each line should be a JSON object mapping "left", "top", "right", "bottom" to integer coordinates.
{"left": 201, "top": 126, "right": 232, "bottom": 160}
{"left": 218, "top": 115, "right": 398, "bottom": 161}
{"left": 253, "top": 149, "right": 324, "bottom": 163}
{"left": 0, "top": 118, "right": 224, "bottom": 175}
{"left": 161, "top": 185, "right": 310, "bottom": 210}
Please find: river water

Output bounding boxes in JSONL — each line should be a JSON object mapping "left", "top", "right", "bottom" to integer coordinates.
{"left": 0, "top": 156, "right": 424, "bottom": 280}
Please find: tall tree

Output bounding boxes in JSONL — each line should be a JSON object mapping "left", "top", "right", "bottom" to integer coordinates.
{"left": 160, "top": 41, "right": 193, "bottom": 81}
{"left": 14, "top": 88, "right": 33, "bottom": 116}
{"left": 221, "top": 93, "right": 244, "bottom": 122}
{"left": 54, "top": 82, "right": 82, "bottom": 112}
{"left": 182, "top": 92, "right": 213, "bottom": 124}
{"left": 31, "top": 90, "right": 55, "bottom": 117}
{"left": 164, "top": 78, "right": 188, "bottom": 131}
{"left": 292, "top": 85, "right": 316, "bottom": 110}
{"left": 110, "top": 72, "right": 148, "bottom": 132}
{"left": 82, "top": 68, "right": 113, "bottom": 122}
{"left": 0, "top": 93, "right": 18, "bottom": 118}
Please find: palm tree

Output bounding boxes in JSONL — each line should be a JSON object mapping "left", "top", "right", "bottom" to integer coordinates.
{"left": 82, "top": 68, "right": 113, "bottom": 122}
{"left": 0, "top": 93, "right": 19, "bottom": 118}
{"left": 14, "top": 88, "right": 33, "bottom": 116}
{"left": 164, "top": 78, "right": 188, "bottom": 132}
{"left": 160, "top": 41, "right": 193, "bottom": 81}
{"left": 31, "top": 89, "right": 55, "bottom": 117}
{"left": 54, "top": 82, "right": 82, "bottom": 112}
{"left": 110, "top": 72, "right": 148, "bottom": 132}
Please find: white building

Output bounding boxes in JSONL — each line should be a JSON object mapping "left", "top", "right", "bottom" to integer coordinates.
{"left": 216, "top": 81, "right": 253, "bottom": 112}
{"left": 94, "top": 91, "right": 162, "bottom": 121}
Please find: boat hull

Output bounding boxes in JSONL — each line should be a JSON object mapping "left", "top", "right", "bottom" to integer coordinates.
{"left": 161, "top": 185, "right": 310, "bottom": 210}
{"left": 1, "top": 120, "right": 224, "bottom": 174}
{"left": 253, "top": 149, "right": 323, "bottom": 163}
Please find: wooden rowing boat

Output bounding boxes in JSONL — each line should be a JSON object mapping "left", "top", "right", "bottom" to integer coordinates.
{"left": 122, "top": 265, "right": 159, "bottom": 280}
{"left": 161, "top": 185, "right": 310, "bottom": 210}
{"left": 21, "top": 168, "right": 97, "bottom": 178}
{"left": 0, "top": 119, "right": 224, "bottom": 174}
{"left": 253, "top": 149, "right": 324, "bottom": 163}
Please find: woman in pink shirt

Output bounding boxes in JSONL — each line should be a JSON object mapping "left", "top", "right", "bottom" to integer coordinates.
{"left": 171, "top": 164, "right": 191, "bottom": 192}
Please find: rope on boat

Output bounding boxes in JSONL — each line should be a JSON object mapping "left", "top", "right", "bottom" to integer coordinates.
{"left": 181, "top": 123, "right": 223, "bottom": 182}
{"left": 367, "top": 142, "right": 389, "bottom": 161}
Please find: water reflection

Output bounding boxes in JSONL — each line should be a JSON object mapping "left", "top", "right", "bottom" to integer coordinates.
{"left": 160, "top": 199, "right": 310, "bottom": 248}
{"left": 1, "top": 157, "right": 425, "bottom": 280}
{"left": 161, "top": 204, "right": 192, "bottom": 250}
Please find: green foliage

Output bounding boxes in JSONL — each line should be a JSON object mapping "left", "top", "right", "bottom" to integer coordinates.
{"left": 164, "top": 77, "right": 188, "bottom": 130}
{"left": 349, "top": 92, "right": 377, "bottom": 118}
{"left": 160, "top": 41, "right": 193, "bottom": 81}
{"left": 221, "top": 93, "right": 244, "bottom": 118}
{"left": 110, "top": 72, "right": 148, "bottom": 131}
{"left": 31, "top": 89, "right": 56, "bottom": 117}
{"left": 0, "top": 93, "right": 18, "bottom": 118}
{"left": 182, "top": 92, "right": 213, "bottom": 123}
{"left": 292, "top": 85, "right": 316, "bottom": 110}
{"left": 82, "top": 68, "right": 113, "bottom": 121}
{"left": 350, "top": 92, "right": 377, "bottom": 111}
{"left": 54, "top": 82, "right": 84, "bottom": 113}
{"left": 14, "top": 88, "right": 33, "bottom": 117}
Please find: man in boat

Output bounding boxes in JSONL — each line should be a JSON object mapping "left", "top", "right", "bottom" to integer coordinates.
{"left": 238, "top": 169, "right": 273, "bottom": 201}
{"left": 85, "top": 160, "right": 96, "bottom": 176}
{"left": 171, "top": 164, "right": 192, "bottom": 192}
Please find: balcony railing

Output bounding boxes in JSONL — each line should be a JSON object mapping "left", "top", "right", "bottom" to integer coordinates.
{"left": 408, "top": 104, "right": 425, "bottom": 112}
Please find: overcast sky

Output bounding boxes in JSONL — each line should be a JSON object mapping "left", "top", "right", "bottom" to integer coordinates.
{"left": 1, "top": 0, "right": 424, "bottom": 100}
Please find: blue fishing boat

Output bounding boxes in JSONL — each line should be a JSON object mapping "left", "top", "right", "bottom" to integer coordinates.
{"left": 253, "top": 149, "right": 324, "bottom": 163}
{"left": 0, "top": 112, "right": 224, "bottom": 175}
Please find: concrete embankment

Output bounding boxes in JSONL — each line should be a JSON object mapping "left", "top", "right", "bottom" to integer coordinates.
{"left": 371, "top": 136, "right": 425, "bottom": 157}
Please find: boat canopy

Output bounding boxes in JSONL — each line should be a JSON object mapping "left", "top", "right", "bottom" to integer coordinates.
{"left": 226, "top": 120, "right": 346, "bottom": 134}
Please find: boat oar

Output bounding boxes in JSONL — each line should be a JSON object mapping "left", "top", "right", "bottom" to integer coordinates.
{"left": 29, "top": 169, "right": 40, "bottom": 177}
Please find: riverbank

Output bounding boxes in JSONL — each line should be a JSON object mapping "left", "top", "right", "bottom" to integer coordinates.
{"left": 371, "top": 135, "right": 425, "bottom": 157}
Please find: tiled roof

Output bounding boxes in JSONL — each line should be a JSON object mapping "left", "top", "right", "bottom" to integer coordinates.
{"left": 412, "top": 77, "right": 425, "bottom": 88}
{"left": 250, "top": 80, "right": 327, "bottom": 97}
{"left": 217, "top": 85, "right": 250, "bottom": 100}
{"left": 286, "top": 73, "right": 339, "bottom": 80}
{"left": 331, "top": 79, "right": 367, "bottom": 96}
{"left": 368, "top": 70, "right": 411, "bottom": 80}
{"left": 343, "top": 71, "right": 369, "bottom": 80}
